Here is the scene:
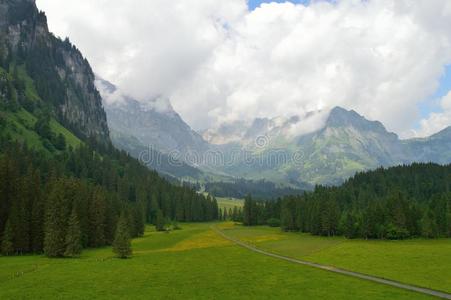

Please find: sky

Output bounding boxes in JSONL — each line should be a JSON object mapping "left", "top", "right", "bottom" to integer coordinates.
{"left": 248, "top": 0, "right": 310, "bottom": 10}
{"left": 35, "top": 0, "right": 451, "bottom": 138}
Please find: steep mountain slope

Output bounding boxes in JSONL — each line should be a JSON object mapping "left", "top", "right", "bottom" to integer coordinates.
{"left": 0, "top": 0, "right": 109, "bottom": 143}
{"left": 293, "top": 107, "right": 408, "bottom": 184}
{"left": 97, "top": 78, "right": 208, "bottom": 156}
{"left": 97, "top": 78, "right": 218, "bottom": 180}
{"left": 404, "top": 126, "right": 451, "bottom": 164}
{"left": 110, "top": 129, "right": 203, "bottom": 179}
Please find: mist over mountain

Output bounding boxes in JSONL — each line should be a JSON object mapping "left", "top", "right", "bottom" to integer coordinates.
{"left": 98, "top": 82, "right": 451, "bottom": 187}
{"left": 97, "top": 78, "right": 209, "bottom": 158}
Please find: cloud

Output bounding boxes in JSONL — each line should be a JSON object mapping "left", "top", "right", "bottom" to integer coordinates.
{"left": 415, "top": 91, "right": 451, "bottom": 137}
{"left": 37, "top": 0, "right": 451, "bottom": 135}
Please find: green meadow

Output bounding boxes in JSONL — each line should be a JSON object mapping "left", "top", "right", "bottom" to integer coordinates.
{"left": 221, "top": 224, "right": 451, "bottom": 294}
{"left": 216, "top": 197, "right": 244, "bottom": 211}
{"left": 0, "top": 223, "right": 438, "bottom": 300}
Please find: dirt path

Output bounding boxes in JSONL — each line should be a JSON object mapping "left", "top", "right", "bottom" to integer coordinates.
{"left": 212, "top": 226, "right": 451, "bottom": 300}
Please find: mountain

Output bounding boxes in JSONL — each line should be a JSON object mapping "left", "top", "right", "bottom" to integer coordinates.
{"left": 97, "top": 78, "right": 222, "bottom": 181}
{"left": 0, "top": 0, "right": 219, "bottom": 259}
{"left": 293, "top": 107, "right": 408, "bottom": 184}
{"left": 101, "top": 86, "right": 451, "bottom": 187}
{"left": 205, "top": 107, "right": 451, "bottom": 186}
{"left": 404, "top": 126, "right": 451, "bottom": 164}
{"left": 97, "top": 78, "right": 208, "bottom": 157}
{"left": 0, "top": 0, "right": 109, "bottom": 144}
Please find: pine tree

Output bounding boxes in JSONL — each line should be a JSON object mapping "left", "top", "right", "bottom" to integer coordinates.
{"left": 30, "top": 170, "right": 44, "bottom": 253}
{"left": 149, "top": 194, "right": 159, "bottom": 224}
{"left": 1, "top": 220, "right": 14, "bottom": 256}
{"left": 212, "top": 196, "right": 219, "bottom": 220}
{"left": 223, "top": 207, "right": 228, "bottom": 221}
{"left": 64, "top": 208, "right": 82, "bottom": 257}
{"left": 44, "top": 182, "right": 67, "bottom": 257}
{"left": 243, "top": 195, "right": 253, "bottom": 226}
{"left": 155, "top": 209, "right": 165, "bottom": 231}
{"left": 420, "top": 210, "right": 437, "bottom": 238}
{"left": 113, "top": 213, "right": 132, "bottom": 259}
{"left": 88, "top": 187, "right": 107, "bottom": 247}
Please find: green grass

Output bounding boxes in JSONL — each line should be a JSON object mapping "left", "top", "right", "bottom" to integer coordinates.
{"left": 1, "top": 63, "right": 81, "bottom": 150}
{"left": 216, "top": 197, "right": 243, "bottom": 211}
{"left": 49, "top": 118, "right": 82, "bottom": 148}
{"left": 3, "top": 109, "right": 46, "bottom": 151}
{"left": 0, "top": 223, "right": 435, "bottom": 299}
{"left": 2, "top": 108, "right": 82, "bottom": 151}
{"left": 222, "top": 224, "right": 451, "bottom": 294}
{"left": 16, "top": 65, "right": 40, "bottom": 102}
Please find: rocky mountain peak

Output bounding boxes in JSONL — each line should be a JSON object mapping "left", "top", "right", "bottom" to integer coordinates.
{"left": 326, "top": 106, "right": 387, "bottom": 133}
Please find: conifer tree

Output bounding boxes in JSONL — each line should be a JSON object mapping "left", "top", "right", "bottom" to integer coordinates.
{"left": 64, "top": 208, "right": 82, "bottom": 257}
{"left": 420, "top": 210, "right": 437, "bottom": 238}
{"left": 243, "top": 195, "right": 253, "bottom": 226}
{"left": 30, "top": 170, "right": 44, "bottom": 253}
{"left": 149, "top": 194, "right": 159, "bottom": 224}
{"left": 1, "top": 220, "right": 14, "bottom": 256}
{"left": 155, "top": 209, "right": 165, "bottom": 231}
{"left": 113, "top": 213, "right": 132, "bottom": 259}
{"left": 212, "top": 197, "right": 219, "bottom": 220}
{"left": 44, "top": 182, "right": 67, "bottom": 257}
{"left": 88, "top": 187, "right": 107, "bottom": 247}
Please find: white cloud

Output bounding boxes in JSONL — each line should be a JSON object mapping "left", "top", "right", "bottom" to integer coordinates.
{"left": 36, "top": 0, "right": 451, "bottom": 135}
{"left": 415, "top": 91, "right": 451, "bottom": 137}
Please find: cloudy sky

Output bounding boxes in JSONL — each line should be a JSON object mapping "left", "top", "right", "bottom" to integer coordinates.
{"left": 36, "top": 0, "right": 451, "bottom": 138}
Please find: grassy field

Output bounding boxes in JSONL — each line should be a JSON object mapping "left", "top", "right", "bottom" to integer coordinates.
{"left": 0, "top": 223, "right": 435, "bottom": 300}
{"left": 221, "top": 224, "right": 451, "bottom": 294}
{"left": 2, "top": 108, "right": 82, "bottom": 151}
{"left": 216, "top": 197, "right": 244, "bottom": 211}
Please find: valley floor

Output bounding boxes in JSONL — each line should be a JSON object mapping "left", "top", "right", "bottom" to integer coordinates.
{"left": 0, "top": 223, "right": 447, "bottom": 299}
{"left": 219, "top": 223, "right": 451, "bottom": 295}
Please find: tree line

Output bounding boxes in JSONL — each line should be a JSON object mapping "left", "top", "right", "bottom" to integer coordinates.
{"left": 243, "top": 163, "right": 451, "bottom": 239}
{"left": 205, "top": 178, "right": 307, "bottom": 200}
{"left": 0, "top": 137, "right": 219, "bottom": 257}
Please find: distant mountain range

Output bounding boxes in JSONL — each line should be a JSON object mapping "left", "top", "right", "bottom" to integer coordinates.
{"left": 98, "top": 79, "right": 451, "bottom": 187}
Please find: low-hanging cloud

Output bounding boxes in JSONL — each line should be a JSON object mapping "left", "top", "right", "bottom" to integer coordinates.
{"left": 37, "top": 0, "right": 451, "bottom": 137}
{"left": 416, "top": 91, "right": 451, "bottom": 137}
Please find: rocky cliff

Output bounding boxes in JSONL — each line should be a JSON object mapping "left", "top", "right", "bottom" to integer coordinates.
{"left": 0, "top": 0, "right": 109, "bottom": 143}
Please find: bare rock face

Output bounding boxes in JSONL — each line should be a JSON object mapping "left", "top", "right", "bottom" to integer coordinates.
{"left": 0, "top": 0, "right": 110, "bottom": 143}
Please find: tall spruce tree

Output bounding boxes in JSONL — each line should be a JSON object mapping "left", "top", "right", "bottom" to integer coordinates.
{"left": 155, "top": 209, "right": 165, "bottom": 232}
{"left": 113, "top": 213, "right": 132, "bottom": 259}
{"left": 1, "top": 220, "right": 14, "bottom": 256}
{"left": 64, "top": 208, "right": 82, "bottom": 257}
{"left": 44, "top": 181, "right": 67, "bottom": 257}
{"left": 243, "top": 195, "right": 253, "bottom": 226}
{"left": 88, "top": 187, "right": 107, "bottom": 247}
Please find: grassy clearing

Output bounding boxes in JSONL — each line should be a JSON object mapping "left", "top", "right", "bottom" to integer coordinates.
{"left": 222, "top": 224, "right": 451, "bottom": 294}
{"left": 49, "top": 118, "right": 82, "bottom": 148}
{"left": 3, "top": 109, "right": 45, "bottom": 150}
{"left": 16, "top": 65, "right": 40, "bottom": 102}
{"left": 2, "top": 108, "right": 82, "bottom": 151}
{"left": 216, "top": 197, "right": 243, "bottom": 211}
{"left": 0, "top": 223, "right": 434, "bottom": 299}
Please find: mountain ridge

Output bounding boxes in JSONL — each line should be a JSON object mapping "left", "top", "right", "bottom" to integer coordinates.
{"left": 97, "top": 77, "right": 451, "bottom": 187}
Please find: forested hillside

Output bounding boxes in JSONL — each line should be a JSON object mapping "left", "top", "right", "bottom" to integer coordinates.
{"left": 205, "top": 178, "right": 308, "bottom": 200}
{"left": 0, "top": 137, "right": 218, "bottom": 256}
{"left": 243, "top": 163, "right": 451, "bottom": 239}
{"left": 0, "top": 0, "right": 218, "bottom": 257}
